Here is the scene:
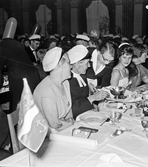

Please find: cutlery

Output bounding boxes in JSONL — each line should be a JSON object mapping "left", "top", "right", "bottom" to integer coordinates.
{"left": 123, "top": 104, "right": 132, "bottom": 113}
{"left": 123, "top": 108, "right": 128, "bottom": 113}
{"left": 100, "top": 118, "right": 110, "bottom": 126}
{"left": 112, "top": 128, "right": 132, "bottom": 136}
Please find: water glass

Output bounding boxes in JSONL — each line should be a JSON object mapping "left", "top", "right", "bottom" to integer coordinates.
{"left": 108, "top": 110, "right": 117, "bottom": 126}
{"left": 141, "top": 116, "right": 148, "bottom": 132}
{"left": 115, "top": 111, "right": 122, "bottom": 123}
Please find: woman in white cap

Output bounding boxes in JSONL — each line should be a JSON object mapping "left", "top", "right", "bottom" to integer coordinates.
{"left": 33, "top": 47, "right": 74, "bottom": 132}
{"left": 68, "top": 45, "right": 109, "bottom": 119}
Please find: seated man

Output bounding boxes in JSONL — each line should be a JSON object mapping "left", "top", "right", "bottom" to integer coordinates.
{"left": 68, "top": 45, "right": 109, "bottom": 119}
{"left": 130, "top": 43, "right": 148, "bottom": 89}
{"left": 75, "top": 34, "right": 90, "bottom": 47}
{"left": 25, "top": 34, "right": 41, "bottom": 65}
{"left": 86, "top": 41, "right": 116, "bottom": 88}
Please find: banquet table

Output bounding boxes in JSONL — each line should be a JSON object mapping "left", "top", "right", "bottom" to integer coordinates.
{"left": 1, "top": 86, "right": 148, "bottom": 167}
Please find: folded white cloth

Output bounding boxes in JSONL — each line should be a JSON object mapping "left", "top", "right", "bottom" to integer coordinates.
{"left": 96, "top": 153, "right": 125, "bottom": 167}
{"left": 50, "top": 133, "right": 98, "bottom": 150}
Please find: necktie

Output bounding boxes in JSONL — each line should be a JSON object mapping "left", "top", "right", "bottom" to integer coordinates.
{"left": 32, "top": 50, "right": 39, "bottom": 62}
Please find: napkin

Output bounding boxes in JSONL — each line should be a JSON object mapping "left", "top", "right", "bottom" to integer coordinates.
{"left": 95, "top": 153, "right": 125, "bottom": 167}
{"left": 125, "top": 90, "right": 142, "bottom": 102}
{"left": 50, "top": 133, "right": 98, "bottom": 150}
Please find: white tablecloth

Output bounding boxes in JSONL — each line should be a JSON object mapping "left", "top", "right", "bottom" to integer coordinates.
{"left": 0, "top": 103, "right": 148, "bottom": 167}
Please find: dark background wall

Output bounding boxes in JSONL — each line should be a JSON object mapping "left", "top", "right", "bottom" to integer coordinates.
{"left": 0, "top": 0, "right": 148, "bottom": 37}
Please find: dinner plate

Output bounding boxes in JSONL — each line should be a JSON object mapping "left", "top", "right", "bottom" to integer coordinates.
{"left": 130, "top": 113, "right": 141, "bottom": 117}
{"left": 77, "top": 110, "right": 106, "bottom": 123}
{"left": 80, "top": 116, "right": 103, "bottom": 122}
{"left": 106, "top": 96, "right": 142, "bottom": 103}
{"left": 103, "top": 86, "right": 142, "bottom": 103}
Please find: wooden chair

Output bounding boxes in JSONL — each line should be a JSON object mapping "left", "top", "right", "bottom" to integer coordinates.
{"left": 0, "top": 91, "right": 20, "bottom": 154}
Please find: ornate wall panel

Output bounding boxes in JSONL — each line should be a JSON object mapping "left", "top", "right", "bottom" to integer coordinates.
{"left": 122, "top": 0, "right": 134, "bottom": 38}
{"left": 62, "top": 0, "right": 70, "bottom": 35}
{"left": 0, "top": 0, "right": 147, "bottom": 37}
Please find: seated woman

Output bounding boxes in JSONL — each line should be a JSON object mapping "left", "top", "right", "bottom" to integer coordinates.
{"left": 86, "top": 41, "right": 117, "bottom": 88}
{"left": 33, "top": 47, "right": 74, "bottom": 132}
{"left": 130, "top": 43, "right": 148, "bottom": 88}
{"left": 110, "top": 43, "right": 136, "bottom": 88}
{"left": 68, "top": 45, "right": 109, "bottom": 119}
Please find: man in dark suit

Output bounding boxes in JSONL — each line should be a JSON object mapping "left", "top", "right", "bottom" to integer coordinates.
{"left": 86, "top": 60, "right": 115, "bottom": 88}
{"left": 86, "top": 41, "right": 116, "bottom": 88}
{"left": 68, "top": 45, "right": 109, "bottom": 120}
{"left": 25, "top": 34, "right": 41, "bottom": 65}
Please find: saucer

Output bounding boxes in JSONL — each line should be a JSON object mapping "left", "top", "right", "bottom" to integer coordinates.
{"left": 130, "top": 113, "right": 141, "bottom": 117}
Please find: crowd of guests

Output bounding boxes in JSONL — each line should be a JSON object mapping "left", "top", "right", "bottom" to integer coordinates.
{"left": 1, "top": 31, "right": 148, "bottom": 135}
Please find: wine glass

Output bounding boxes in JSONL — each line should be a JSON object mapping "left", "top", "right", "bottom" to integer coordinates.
{"left": 115, "top": 111, "right": 122, "bottom": 123}
{"left": 141, "top": 116, "right": 148, "bottom": 132}
{"left": 110, "top": 86, "right": 125, "bottom": 99}
{"left": 108, "top": 110, "right": 118, "bottom": 126}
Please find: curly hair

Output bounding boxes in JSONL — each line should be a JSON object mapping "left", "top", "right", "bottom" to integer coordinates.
{"left": 132, "top": 43, "right": 146, "bottom": 58}
{"left": 117, "top": 43, "right": 138, "bottom": 78}
{"left": 117, "top": 43, "right": 133, "bottom": 59}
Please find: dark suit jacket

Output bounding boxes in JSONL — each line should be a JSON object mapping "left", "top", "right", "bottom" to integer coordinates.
{"left": 25, "top": 46, "right": 38, "bottom": 63}
{"left": 86, "top": 61, "right": 115, "bottom": 88}
{"left": 68, "top": 74, "right": 93, "bottom": 119}
{"left": 142, "top": 59, "right": 148, "bottom": 70}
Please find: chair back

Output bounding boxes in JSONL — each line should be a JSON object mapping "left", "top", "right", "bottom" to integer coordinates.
{"left": 0, "top": 91, "right": 20, "bottom": 154}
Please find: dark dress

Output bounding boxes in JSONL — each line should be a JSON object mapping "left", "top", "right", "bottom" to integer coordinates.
{"left": 68, "top": 74, "right": 93, "bottom": 120}
{"left": 86, "top": 61, "right": 115, "bottom": 88}
{"left": 0, "top": 38, "right": 41, "bottom": 112}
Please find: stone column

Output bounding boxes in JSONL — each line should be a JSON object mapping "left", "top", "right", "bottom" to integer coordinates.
{"left": 115, "top": 0, "right": 123, "bottom": 33}
{"left": 133, "top": 0, "right": 144, "bottom": 36}
{"left": 70, "top": 0, "right": 80, "bottom": 34}
{"left": 10, "top": 0, "right": 30, "bottom": 34}
{"left": 55, "top": 0, "right": 63, "bottom": 35}
{"left": 21, "top": 0, "right": 30, "bottom": 34}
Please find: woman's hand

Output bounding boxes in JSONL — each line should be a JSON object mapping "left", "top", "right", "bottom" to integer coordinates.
{"left": 66, "top": 117, "right": 74, "bottom": 124}
{"left": 57, "top": 118, "right": 74, "bottom": 131}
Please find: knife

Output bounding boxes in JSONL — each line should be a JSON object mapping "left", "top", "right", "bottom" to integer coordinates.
{"left": 100, "top": 118, "right": 110, "bottom": 126}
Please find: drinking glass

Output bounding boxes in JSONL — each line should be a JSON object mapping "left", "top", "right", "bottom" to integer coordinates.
{"left": 115, "top": 111, "right": 122, "bottom": 123}
{"left": 141, "top": 116, "right": 148, "bottom": 132}
{"left": 108, "top": 110, "right": 117, "bottom": 126}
